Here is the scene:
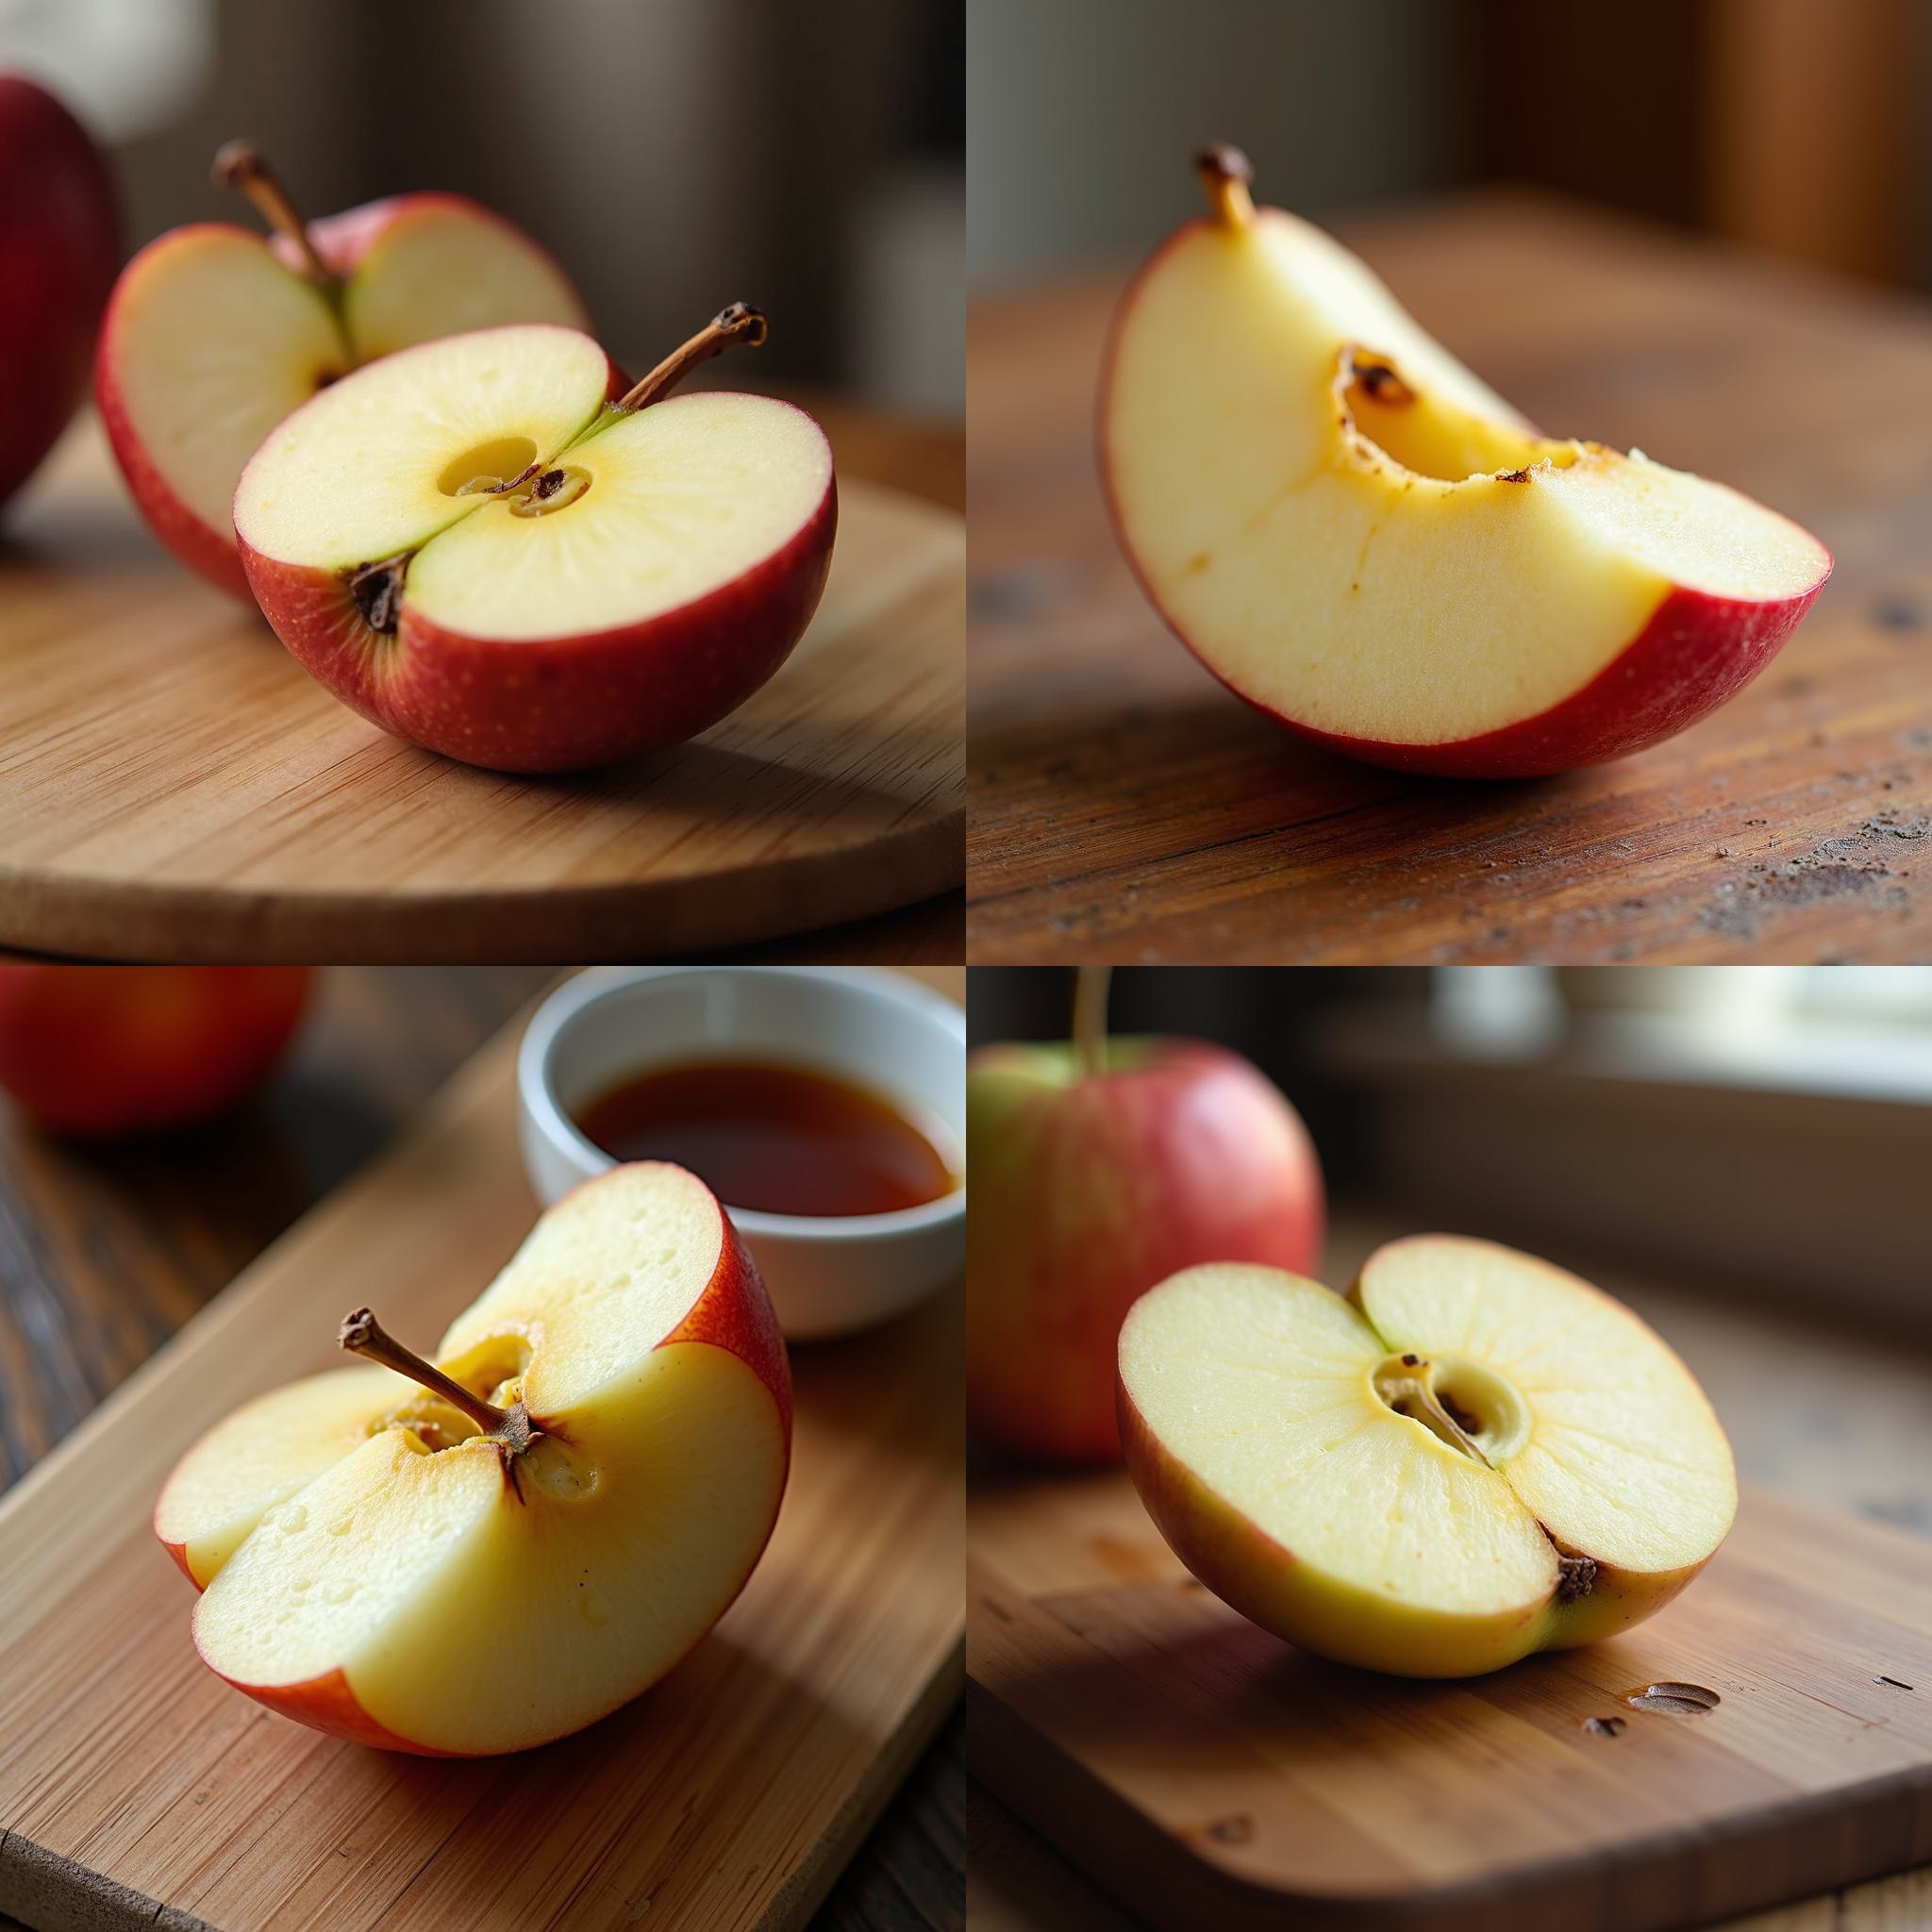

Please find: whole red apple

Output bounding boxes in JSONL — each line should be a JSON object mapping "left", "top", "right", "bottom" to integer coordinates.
{"left": 0, "top": 75, "right": 120, "bottom": 509}
{"left": 968, "top": 993, "right": 1323, "bottom": 1463}
{"left": 0, "top": 966, "right": 311, "bottom": 1137}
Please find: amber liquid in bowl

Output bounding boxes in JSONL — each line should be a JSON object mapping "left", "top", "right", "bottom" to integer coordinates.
{"left": 572, "top": 1059, "right": 959, "bottom": 1219}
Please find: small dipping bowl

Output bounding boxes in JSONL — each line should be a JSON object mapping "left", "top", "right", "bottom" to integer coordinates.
{"left": 518, "top": 967, "right": 964, "bottom": 1340}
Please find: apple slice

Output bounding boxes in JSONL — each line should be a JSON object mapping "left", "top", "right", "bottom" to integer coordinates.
{"left": 1100, "top": 146, "right": 1832, "bottom": 777}
{"left": 96, "top": 142, "right": 588, "bottom": 597}
{"left": 233, "top": 307, "right": 836, "bottom": 770}
{"left": 155, "top": 1161, "right": 791, "bottom": 1756}
{"left": 1118, "top": 1236, "right": 1735, "bottom": 1677}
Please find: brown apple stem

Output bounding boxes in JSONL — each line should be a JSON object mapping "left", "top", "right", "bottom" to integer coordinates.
{"left": 339, "top": 1307, "right": 528, "bottom": 1447}
{"left": 1072, "top": 966, "right": 1113, "bottom": 1080}
{"left": 1376, "top": 1361, "right": 1491, "bottom": 1466}
{"left": 1196, "top": 142, "right": 1256, "bottom": 229}
{"left": 212, "top": 140, "right": 333, "bottom": 284}
{"left": 613, "top": 303, "right": 768, "bottom": 412}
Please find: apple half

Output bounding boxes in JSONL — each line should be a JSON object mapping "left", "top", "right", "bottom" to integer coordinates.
{"left": 155, "top": 1161, "right": 791, "bottom": 1755}
{"left": 96, "top": 142, "right": 589, "bottom": 597}
{"left": 232, "top": 307, "right": 836, "bottom": 770}
{"left": 1100, "top": 146, "right": 1832, "bottom": 777}
{"left": 1118, "top": 1236, "right": 1736, "bottom": 1677}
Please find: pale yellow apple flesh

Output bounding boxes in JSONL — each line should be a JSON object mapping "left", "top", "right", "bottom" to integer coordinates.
{"left": 1117, "top": 1237, "right": 1735, "bottom": 1677}
{"left": 157, "top": 1163, "right": 790, "bottom": 1755}
{"left": 1102, "top": 160, "right": 1831, "bottom": 754}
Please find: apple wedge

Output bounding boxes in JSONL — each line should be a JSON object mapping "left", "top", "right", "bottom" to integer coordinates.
{"left": 1118, "top": 1236, "right": 1736, "bottom": 1677}
{"left": 96, "top": 142, "right": 588, "bottom": 597}
{"left": 1100, "top": 145, "right": 1832, "bottom": 777}
{"left": 155, "top": 1161, "right": 791, "bottom": 1755}
{"left": 233, "top": 306, "right": 836, "bottom": 770}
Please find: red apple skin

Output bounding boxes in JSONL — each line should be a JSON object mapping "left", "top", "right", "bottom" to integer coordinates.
{"left": 967, "top": 1038, "right": 1323, "bottom": 1463}
{"left": 238, "top": 440, "right": 837, "bottom": 773}
{"left": 0, "top": 76, "right": 120, "bottom": 509}
{"left": 187, "top": 1164, "right": 791, "bottom": 1756}
{"left": 0, "top": 965, "right": 309, "bottom": 1137}
{"left": 1096, "top": 212, "right": 1832, "bottom": 780}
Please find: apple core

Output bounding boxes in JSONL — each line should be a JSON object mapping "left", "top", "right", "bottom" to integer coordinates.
{"left": 438, "top": 435, "right": 539, "bottom": 497}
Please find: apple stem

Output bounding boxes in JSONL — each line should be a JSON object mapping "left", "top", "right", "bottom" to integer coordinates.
{"left": 339, "top": 1307, "right": 534, "bottom": 1453}
{"left": 212, "top": 140, "right": 333, "bottom": 285}
{"left": 613, "top": 303, "right": 769, "bottom": 413}
{"left": 1195, "top": 142, "right": 1256, "bottom": 230}
{"left": 1072, "top": 966, "right": 1113, "bottom": 1080}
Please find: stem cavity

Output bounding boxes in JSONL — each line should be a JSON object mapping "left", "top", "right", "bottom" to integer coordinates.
{"left": 340, "top": 1307, "right": 536, "bottom": 1457}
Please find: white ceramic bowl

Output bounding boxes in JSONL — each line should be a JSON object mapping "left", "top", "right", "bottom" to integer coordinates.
{"left": 518, "top": 967, "right": 964, "bottom": 1340}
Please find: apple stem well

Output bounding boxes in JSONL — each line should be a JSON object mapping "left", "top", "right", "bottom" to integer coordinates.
{"left": 211, "top": 140, "right": 333, "bottom": 286}
{"left": 1371, "top": 1355, "right": 1491, "bottom": 1467}
{"left": 338, "top": 1307, "right": 537, "bottom": 1457}
{"left": 612, "top": 303, "right": 768, "bottom": 414}
{"left": 1072, "top": 965, "right": 1113, "bottom": 1079}
{"left": 1195, "top": 142, "right": 1256, "bottom": 230}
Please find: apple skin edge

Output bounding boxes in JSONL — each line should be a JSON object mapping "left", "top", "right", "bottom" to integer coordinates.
{"left": 1094, "top": 214, "right": 1832, "bottom": 780}
{"left": 175, "top": 1168, "right": 792, "bottom": 1755}
{"left": 94, "top": 224, "right": 270, "bottom": 600}
{"left": 238, "top": 420, "right": 836, "bottom": 774}
{"left": 0, "top": 77, "right": 119, "bottom": 509}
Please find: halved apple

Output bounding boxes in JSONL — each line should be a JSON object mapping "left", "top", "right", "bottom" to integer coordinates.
{"left": 155, "top": 1161, "right": 791, "bottom": 1755}
{"left": 1100, "top": 146, "right": 1832, "bottom": 777}
{"left": 233, "top": 308, "right": 836, "bottom": 770}
{"left": 1117, "top": 1236, "right": 1736, "bottom": 1677}
{"left": 97, "top": 142, "right": 589, "bottom": 598}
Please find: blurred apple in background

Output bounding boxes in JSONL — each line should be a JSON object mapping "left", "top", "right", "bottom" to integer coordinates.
{"left": 0, "top": 75, "right": 120, "bottom": 510}
{"left": 0, "top": 966, "right": 311, "bottom": 1137}
{"left": 968, "top": 968, "right": 1324, "bottom": 1462}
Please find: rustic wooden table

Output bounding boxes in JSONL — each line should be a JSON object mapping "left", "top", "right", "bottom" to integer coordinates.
{"left": 966, "top": 1209, "right": 1932, "bottom": 1931}
{"left": 967, "top": 191, "right": 1932, "bottom": 964}
{"left": 0, "top": 967, "right": 961, "bottom": 1932}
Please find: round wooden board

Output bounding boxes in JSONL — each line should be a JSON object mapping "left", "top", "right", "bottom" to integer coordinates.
{"left": 0, "top": 416, "right": 962, "bottom": 961}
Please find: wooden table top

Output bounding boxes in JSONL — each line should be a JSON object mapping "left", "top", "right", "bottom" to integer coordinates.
{"left": 967, "top": 1208, "right": 1932, "bottom": 1931}
{"left": 966, "top": 190, "right": 1932, "bottom": 964}
{"left": 0, "top": 967, "right": 962, "bottom": 1932}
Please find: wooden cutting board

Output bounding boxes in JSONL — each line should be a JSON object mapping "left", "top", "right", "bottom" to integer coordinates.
{"left": 969, "top": 1468, "right": 1932, "bottom": 1932}
{"left": 0, "top": 413, "right": 962, "bottom": 961}
{"left": 0, "top": 1021, "right": 964, "bottom": 1932}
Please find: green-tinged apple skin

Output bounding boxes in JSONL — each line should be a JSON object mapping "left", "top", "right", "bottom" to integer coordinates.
{"left": 1099, "top": 169, "right": 1832, "bottom": 779}
{"left": 158, "top": 1163, "right": 792, "bottom": 1756}
{"left": 967, "top": 1038, "right": 1322, "bottom": 1464}
{"left": 237, "top": 400, "right": 837, "bottom": 772}
{"left": 1117, "top": 1240, "right": 1734, "bottom": 1677}
{"left": 96, "top": 191, "right": 590, "bottom": 597}
{"left": 0, "top": 76, "right": 119, "bottom": 508}
{"left": 0, "top": 965, "right": 308, "bottom": 1136}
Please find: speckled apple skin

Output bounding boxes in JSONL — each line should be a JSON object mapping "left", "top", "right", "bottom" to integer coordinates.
{"left": 966, "top": 1039, "right": 1323, "bottom": 1464}
{"left": 238, "top": 440, "right": 836, "bottom": 773}
{"left": 175, "top": 1162, "right": 792, "bottom": 1756}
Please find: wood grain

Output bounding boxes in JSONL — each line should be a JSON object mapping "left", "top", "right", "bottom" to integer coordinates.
{"left": 969, "top": 1478, "right": 1932, "bottom": 1932}
{"left": 0, "top": 413, "right": 963, "bottom": 963}
{"left": 0, "top": 1004, "right": 964, "bottom": 1932}
{"left": 966, "top": 191, "right": 1932, "bottom": 963}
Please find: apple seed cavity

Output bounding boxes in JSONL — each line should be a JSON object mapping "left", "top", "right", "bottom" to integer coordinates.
{"left": 339, "top": 1305, "right": 539, "bottom": 1466}
{"left": 508, "top": 465, "right": 591, "bottom": 518}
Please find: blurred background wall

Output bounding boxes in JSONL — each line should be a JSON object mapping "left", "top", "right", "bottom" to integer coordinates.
{"left": 968, "top": 0, "right": 1932, "bottom": 291}
{"left": 969, "top": 967, "right": 1932, "bottom": 1345}
{"left": 3, "top": 0, "right": 963, "bottom": 413}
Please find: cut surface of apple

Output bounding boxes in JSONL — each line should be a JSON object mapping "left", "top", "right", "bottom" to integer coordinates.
{"left": 233, "top": 311, "right": 837, "bottom": 770}
{"left": 96, "top": 145, "right": 588, "bottom": 597}
{"left": 1100, "top": 146, "right": 1831, "bottom": 777}
{"left": 1117, "top": 1236, "right": 1735, "bottom": 1676}
{"left": 155, "top": 1161, "right": 791, "bottom": 1756}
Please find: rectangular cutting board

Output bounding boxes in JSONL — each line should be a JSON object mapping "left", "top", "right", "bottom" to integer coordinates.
{"left": 0, "top": 414, "right": 962, "bottom": 961}
{"left": 0, "top": 1021, "right": 964, "bottom": 1932}
{"left": 969, "top": 1468, "right": 1932, "bottom": 1932}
